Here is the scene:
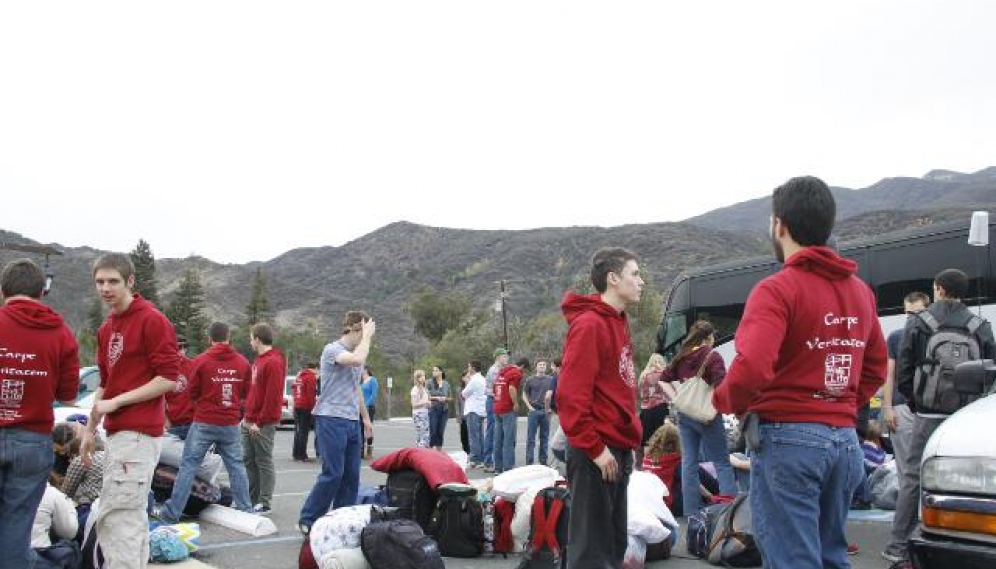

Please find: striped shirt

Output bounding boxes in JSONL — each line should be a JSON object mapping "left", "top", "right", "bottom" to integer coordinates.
{"left": 314, "top": 341, "right": 362, "bottom": 420}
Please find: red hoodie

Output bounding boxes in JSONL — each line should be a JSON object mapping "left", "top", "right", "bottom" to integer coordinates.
{"left": 713, "top": 247, "right": 887, "bottom": 426}
{"left": 245, "top": 348, "right": 286, "bottom": 426}
{"left": 189, "top": 343, "right": 252, "bottom": 426}
{"left": 292, "top": 368, "right": 317, "bottom": 410}
{"left": 493, "top": 365, "right": 523, "bottom": 415}
{"left": 0, "top": 299, "right": 80, "bottom": 433}
{"left": 97, "top": 295, "right": 180, "bottom": 436}
{"left": 165, "top": 352, "right": 195, "bottom": 427}
{"left": 556, "top": 293, "right": 642, "bottom": 460}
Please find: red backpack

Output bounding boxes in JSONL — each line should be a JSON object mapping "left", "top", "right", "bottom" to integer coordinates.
{"left": 516, "top": 486, "right": 571, "bottom": 569}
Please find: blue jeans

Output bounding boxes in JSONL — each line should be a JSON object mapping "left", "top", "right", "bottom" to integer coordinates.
{"left": 525, "top": 409, "right": 550, "bottom": 465}
{"left": 677, "top": 413, "right": 738, "bottom": 515}
{"left": 465, "top": 412, "right": 484, "bottom": 464}
{"left": 0, "top": 428, "right": 54, "bottom": 569}
{"left": 752, "top": 423, "right": 863, "bottom": 569}
{"left": 493, "top": 412, "right": 517, "bottom": 473}
{"left": 299, "top": 416, "right": 362, "bottom": 527}
{"left": 428, "top": 405, "right": 448, "bottom": 448}
{"left": 168, "top": 423, "right": 191, "bottom": 441}
{"left": 162, "top": 422, "right": 252, "bottom": 521}
{"left": 483, "top": 396, "right": 495, "bottom": 467}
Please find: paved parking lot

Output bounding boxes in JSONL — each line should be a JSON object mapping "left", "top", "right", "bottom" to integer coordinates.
{"left": 186, "top": 418, "right": 896, "bottom": 569}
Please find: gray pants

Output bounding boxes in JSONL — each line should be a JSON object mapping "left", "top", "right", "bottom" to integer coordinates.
{"left": 242, "top": 423, "right": 276, "bottom": 507}
{"left": 890, "top": 405, "right": 915, "bottom": 481}
{"left": 886, "top": 414, "right": 945, "bottom": 557}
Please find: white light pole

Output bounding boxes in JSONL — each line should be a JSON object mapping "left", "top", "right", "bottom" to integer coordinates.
{"left": 968, "top": 211, "right": 989, "bottom": 315}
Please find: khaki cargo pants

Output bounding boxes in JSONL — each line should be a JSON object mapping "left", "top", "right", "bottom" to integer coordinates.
{"left": 96, "top": 431, "right": 162, "bottom": 569}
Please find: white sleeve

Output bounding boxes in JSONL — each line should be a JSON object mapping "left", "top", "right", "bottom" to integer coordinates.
{"left": 50, "top": 488, "right": 79, "bottom": 541}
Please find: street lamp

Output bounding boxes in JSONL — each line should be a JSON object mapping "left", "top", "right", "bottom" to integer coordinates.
{"left": 968, "top": 211, "right": 989, "bottom": 315}
{"left": 494, "top": 280, "right": 509, "bottom": 351}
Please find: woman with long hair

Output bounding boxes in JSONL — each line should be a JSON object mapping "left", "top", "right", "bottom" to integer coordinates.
{"left": 638, "top": 352, "right": 675, "bottom": 467}
{"left": 410, "top": 370, "right": 431, "bottom": 448}
{"left": 662, "top": 320, "right": 737, "bottom": 514}
{"left": 427, "top": 366, "right": 451, "bottom": 451}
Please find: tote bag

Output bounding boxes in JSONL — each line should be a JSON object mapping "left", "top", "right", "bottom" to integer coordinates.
{"left": 672, "top": 351, "right": 718, "bottom": 424}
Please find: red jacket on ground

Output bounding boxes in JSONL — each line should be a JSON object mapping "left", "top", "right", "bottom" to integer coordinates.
{"left": 556, "top": 292, "right": 642, "bottom": 460}
{"left": 189, "top": 343, "right": 252, "bottom": 426}
{"left": 165, "top": 352, "right": 195, "bottom": 427}
{"left": 713, "top": 247, "right": 887, "bottom": 426}
{"left": 0, "top": 299, "right": 79, "bottom": 433}
{"left": 245, "top": 348, "right": 286, "bottom": 426}
{"left": 292, "top": 368, "right": 317, "bottom": 410}
{"left": 492, "top": 365, "right": 522, "bottom": 415}
{"left": 97, "top": 295, "right": 180, "bottom": 436}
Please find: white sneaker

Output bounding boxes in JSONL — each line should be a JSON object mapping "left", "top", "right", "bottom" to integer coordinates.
{"left": 251, "top": 503, "right": 272, "bottom": 516}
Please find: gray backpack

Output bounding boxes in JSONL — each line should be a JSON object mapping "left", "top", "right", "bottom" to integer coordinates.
{"left": 913, "top": 312, "right": 984, "bottom": 414}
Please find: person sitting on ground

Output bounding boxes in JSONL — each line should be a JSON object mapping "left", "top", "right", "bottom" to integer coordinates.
{"left": 62, "top": 437, "right": 105, "bottom": 542}
{"left": 862, "top": 421, "right": 887, "bottom": 469}
{"left": 641, "top": 420, "right": 719, "bottom": 516}
{"left": 32, "top": 475, "right": 79, "bottom": 549}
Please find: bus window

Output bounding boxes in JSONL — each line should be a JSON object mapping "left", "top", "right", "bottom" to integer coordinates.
{"left": 658, "top": 312, "right": 688, "bottom": 360}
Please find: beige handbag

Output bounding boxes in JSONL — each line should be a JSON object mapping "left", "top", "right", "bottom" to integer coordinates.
{"left": 672, "top": 350, "right": 718, "bottom": 423}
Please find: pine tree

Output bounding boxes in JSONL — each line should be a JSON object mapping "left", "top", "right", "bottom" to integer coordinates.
{"left": 129, "top": 239, "right": 161, "bottom": 307}
{"left": 166, "top": 268, "right": 208, "bottom": 354}
{"left": 86, "top": 297, "right": 105, "bottom": 334}
{"left": 245, "top": 267, "right": 271, "bottom": 326}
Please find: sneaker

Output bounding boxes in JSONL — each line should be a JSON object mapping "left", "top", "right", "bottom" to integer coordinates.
{"left": 150, "top": 503, "right": 176, "bottom": 524}
{"left": 251, "top": 503, "right": 272, "bottom": 516}
{"left": 298, "top": 523, "right": 311, "bottom": 535}
{"left": 483, "top": 465, "right": 495, "bottom": 473}
{"left": 846, "top": 543, "right": 859, "bottom": 555}
{"left": 881, "top": 548, "right": 905, "bottom": 563}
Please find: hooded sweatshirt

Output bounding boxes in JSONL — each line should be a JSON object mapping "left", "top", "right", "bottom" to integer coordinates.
{"left": 245, "top": 347, "right": 286, "bottom": 426}
{"left": 712, "top": 247, "right": 887, "bottom": 426}
{"left": 493, "top": 365, "right": 523, "bottom": 415}
{"left": 189, "top": 343, "right": 252, "bottom": 426}
{"left": 165, "top": 352, "right": 195, "bottom": 427}
{"left": 293, "top": 368, "right": 318, "bottom": 410}
{"left": 0, "top": 298, "right": 80, "bottom": 433}
{"left": 556, "top": 293, "right": 642, "bottom": 460}
{"left": 97, "top": 294, "right": 180, "bottom": 436}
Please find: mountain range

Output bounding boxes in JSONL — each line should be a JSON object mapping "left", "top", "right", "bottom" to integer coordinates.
{"left": 3, "top": 166, "right": 995, "bottom": 361}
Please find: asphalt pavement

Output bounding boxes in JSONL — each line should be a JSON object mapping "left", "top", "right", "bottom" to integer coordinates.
{"left": 185, "top": 418, "right": 898, "bottom": 569}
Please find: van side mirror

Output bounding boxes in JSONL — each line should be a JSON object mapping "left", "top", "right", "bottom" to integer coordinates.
{"left": 953, "top": 359, "right": 996, "bottom": 396}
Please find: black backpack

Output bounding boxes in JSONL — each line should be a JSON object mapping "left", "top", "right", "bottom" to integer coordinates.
{"left": 914, "top": 311, "right": 986, "bottom": 414}
{"left": 428, "top": 484, "right": 484, "bottom": 558}
{"left": 517, "top": 486, "right": 571, "bottom": 569}
{"left": 361, "top": 519, "right": 445, "bottom": 569}
{"left": 151, "top": 464, "right": 221, "bottom": 516}
{"left": 386, "top": 469, "right": 436, "bottom": 531}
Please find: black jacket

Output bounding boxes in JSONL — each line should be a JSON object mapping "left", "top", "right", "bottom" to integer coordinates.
{"left": 897, "top": 300, "right": 996, "bottom": 413}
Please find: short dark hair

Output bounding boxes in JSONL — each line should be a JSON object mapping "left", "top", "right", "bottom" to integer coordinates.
{"left": 1, "top": 258, "right": 46, "bottom": 299}
{"left": 92, "top": 252, "right": 135, "bottom": 281}
{"left": 590, "top": 247, "right": 639, "bottom": 294}
{"left": 935, "top": 269, "right": 970, "bottom": 299}
{"left": 250, "top": 323, "right": 274, "bottom": 346}
{"left": 208, "top": 322, "right": 230, "bottom": 343}
{"left": 341, "top": 310, "right": 370, "bottom": 334}
{"left": 772, "top": 176, "right": 836, "bottom": 247}
{"left": 516, "top": 357, "right": 531, "bottom": 369}
{"left": 469, "top": 360, "right": 482, "bottom": 373}
{"left": 904, "top": 291, "right": 930, "bottom": 307}
{"left": 306, "top": 361, "right": 318, "bottom": 369}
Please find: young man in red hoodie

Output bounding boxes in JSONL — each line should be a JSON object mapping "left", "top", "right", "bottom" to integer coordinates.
{"left": 155, "top": 322, "right": 253, "bottom": 522}
{"left": 292, "top": 362, "right": 318, "bottom": 462}
{"left": 0, "top": 259, "right": 79, "bottom": 569}
{"left": 713, "top": 176, "right": 887, "bottom": 569}
{"left": 164, "top": 337, "right": 194, "bottom": 440}
{"left": 242, "top": 322, "right": 286, "bottom": 515}
{"left": 82, "top": 253, "right": 180, "bottom": 569}
{"left": 558, "top": 247, "right": 644, "bottom": 569}
{"left": 493, "top": 357, "right": 527, "bottom": 473}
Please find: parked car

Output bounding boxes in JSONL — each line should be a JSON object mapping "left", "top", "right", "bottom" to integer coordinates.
{"left": 282, "top": 375, "right": 296, "bottom": 425}
{"left": 910, "top": 359, "right": 996, "bottom": 569}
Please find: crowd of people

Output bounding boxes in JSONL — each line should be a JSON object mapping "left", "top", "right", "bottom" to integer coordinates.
{"left": 2, "top": 175, "right": 991, "bottom": 569}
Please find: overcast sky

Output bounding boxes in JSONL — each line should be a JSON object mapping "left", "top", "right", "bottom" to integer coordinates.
{"left": 1, "top": 2, "right": 994, "bottom": 264}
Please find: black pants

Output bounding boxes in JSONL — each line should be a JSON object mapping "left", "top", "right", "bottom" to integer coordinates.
{"left": 366, "top": 405, "right": 375, "bottom": 446}
{"left": 293, "top": 408, "right": 313, "bottom": 460}
{"left": 460, "top": 417, "right": 469, "bottom": 453}
{"left": 566, "top": 444, "right": 633, "bottom": 569}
